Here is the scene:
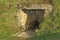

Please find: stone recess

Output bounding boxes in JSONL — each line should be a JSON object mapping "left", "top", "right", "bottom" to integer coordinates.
{"left": 15, "top": 0, "right": 53, "bottom": 38}
{"left": 17, "top": 4, "right": 53, "bottom": 30}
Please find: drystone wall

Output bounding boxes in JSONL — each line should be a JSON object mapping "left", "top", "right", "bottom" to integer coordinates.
{"left": 15, "top": 4, "right": 53, "bottom": 38}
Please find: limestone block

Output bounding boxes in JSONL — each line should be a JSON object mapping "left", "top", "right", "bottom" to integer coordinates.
{"left": 17, "top": 9, "right": 27, "bottom": 29}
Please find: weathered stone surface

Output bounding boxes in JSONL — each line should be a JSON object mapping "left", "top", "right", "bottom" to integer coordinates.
{"left": 17, "top": 9, "right": 28, "bottom": 28}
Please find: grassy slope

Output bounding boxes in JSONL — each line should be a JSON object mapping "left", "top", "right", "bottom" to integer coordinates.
{"left": 0, "top": 0, "right": 60, "bottom": 40}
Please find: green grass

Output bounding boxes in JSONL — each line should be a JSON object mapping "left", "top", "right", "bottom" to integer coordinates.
{"left": 0, "top": 0, "right": 60, "bottom": 40}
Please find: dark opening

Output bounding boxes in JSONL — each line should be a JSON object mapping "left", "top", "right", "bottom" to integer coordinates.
{"left": 29, "top": 20, "right": 39, "bottom": 31}
{"left": 25, "top": 20, "right": 39, "bottom": 31}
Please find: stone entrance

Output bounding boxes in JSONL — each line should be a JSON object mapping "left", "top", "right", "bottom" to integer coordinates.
{"left": 14, "top": 0, "right": 53, "bottom": 38}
